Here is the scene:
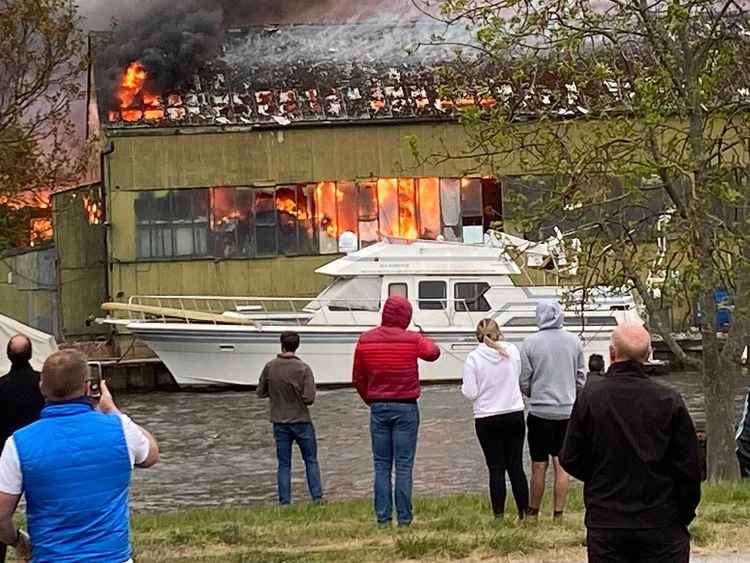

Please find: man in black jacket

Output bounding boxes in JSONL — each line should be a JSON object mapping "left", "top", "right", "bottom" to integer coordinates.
{"left": 0, "top": 334, "right": 45, "bottom": 562}
{"left": 561, "top": 323, "right": 701, "bottom": 563}
{"left": 0, "top": 335, "right": 45, "bottom": 448}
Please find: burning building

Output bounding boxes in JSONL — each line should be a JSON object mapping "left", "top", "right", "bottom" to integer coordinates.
{"left": 79, "top": 22, "right": 526, "bottom": 307}
{"left": 19, "top": 18, "right": 604, "bottom": 339}
{"left": 0, "top": 189, "right": 54, "bottom": 249}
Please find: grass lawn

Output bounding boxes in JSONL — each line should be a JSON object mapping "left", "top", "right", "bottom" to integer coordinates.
{"left": 6, "top": 482, "right": 750, "bottom": 562}
{"left": 115, "top": 481, "right": 750, "bottom": 562}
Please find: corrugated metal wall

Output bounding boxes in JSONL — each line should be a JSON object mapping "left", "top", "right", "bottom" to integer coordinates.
{"left": 52, "top": 186, "right": 108, "bottom": 338}
{"left": 0, "top": 246, "right": 58, "bottom": 336}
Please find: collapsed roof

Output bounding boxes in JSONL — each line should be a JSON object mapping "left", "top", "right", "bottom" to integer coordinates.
{"left": 97, "top": 22, "right": 482, "bottom": 129}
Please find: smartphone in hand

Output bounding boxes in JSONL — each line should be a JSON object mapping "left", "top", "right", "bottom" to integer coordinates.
{"left": 89, "top": 362, "right": 103, "bottom": 400}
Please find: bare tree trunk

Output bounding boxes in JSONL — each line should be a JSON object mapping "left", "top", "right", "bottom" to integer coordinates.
{"left": 705, "top": 350, "right": 741, "bottom": 481}
{"left": 700, "top": 285, "right": 741, "bottom": 481}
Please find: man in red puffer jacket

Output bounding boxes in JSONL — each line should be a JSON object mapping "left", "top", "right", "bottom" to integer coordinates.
{"left": 353, "top": 295, "right": 440, "bottom": 528}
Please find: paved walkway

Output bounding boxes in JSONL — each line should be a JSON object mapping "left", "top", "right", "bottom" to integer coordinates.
{"left": 692, "top": 554, "right": 750, "bottom": 562}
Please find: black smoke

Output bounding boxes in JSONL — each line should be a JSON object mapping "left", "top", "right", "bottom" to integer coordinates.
{"left": 98, "top": 1, "right": 224, "bottom": 108}
{"left": 95, "top": 0, "right": 424, "bottom": 106}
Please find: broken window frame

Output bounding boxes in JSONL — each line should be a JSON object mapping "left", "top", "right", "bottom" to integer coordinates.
{"left": 132, "top": 177, "right": 497, "bottom": 261}
{"left": 255, "top": 188, "right": 278, "bottom": 257}
{"left": 276, "top": 184, "right": 301, "bottom": 256}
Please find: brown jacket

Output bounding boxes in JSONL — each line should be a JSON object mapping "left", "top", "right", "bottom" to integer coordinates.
{"left": 257, "top": 354, "right": 316, "bottom": 423}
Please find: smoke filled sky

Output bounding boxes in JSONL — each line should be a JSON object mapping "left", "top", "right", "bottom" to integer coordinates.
{"left": 77, "top": 0, "right": 425, "bottom": 29}
{"left": 69, "top": 0, "right": 450, "bottom": 148}
{"left": 88, "top": 0, "right": 462, "bottom": 111}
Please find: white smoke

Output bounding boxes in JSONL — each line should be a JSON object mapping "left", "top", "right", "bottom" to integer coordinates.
{"left": 221, "top": 18, "right": 475, "bottom": 69}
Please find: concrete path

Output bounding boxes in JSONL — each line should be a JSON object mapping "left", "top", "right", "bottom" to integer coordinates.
{"left": 692, "top": 554, "right": 750, "bottom": 562}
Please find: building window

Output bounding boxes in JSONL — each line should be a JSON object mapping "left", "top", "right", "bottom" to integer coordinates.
{"left": 358, "top": 180, "right": 379, "bottom": 247}
{"left": 439, "top": 178, "right": 461, "bottom": 241}
{"left": 132, "top": 176, "right": 497, "bottom": 260}
{"left": 418, "top": 281, "right": 446, "bottom": 310}
{"left": 455, "top": 282, "right": 491, "bottom": 312}
{"left": 297, "top": 184, "right": 316, "bottom": 254}
{"left": 417, "top": 177, "right": 440, "bottom": 240}
{"left": 255, "top": 188, "right": 277, "bottom": 257}
{"left": 276, "top": 185, "right": 298, "bottom": 255}
{"left": 315, "top": 182, "right": 338, "bottom": 254}
{"left": 210, "top": 187, "right": 251, "bottom": 257}
{"left": 135, "top": 189, "right": 208, "bottom": 259}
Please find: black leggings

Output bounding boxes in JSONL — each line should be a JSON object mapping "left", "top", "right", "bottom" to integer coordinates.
{"left": 475, "top": 411, "right": 529, "bottom": 517}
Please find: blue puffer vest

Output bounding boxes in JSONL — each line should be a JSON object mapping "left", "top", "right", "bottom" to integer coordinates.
{"left": 13, "top": 401, "right": 132, "bottom": 563}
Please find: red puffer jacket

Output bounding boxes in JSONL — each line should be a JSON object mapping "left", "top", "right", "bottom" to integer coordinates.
{"left": 352, "top": 296, "right": 440, "bottom": 403}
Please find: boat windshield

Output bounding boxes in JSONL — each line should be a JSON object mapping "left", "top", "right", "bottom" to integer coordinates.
{"left": 307, "top": 277, "right": 382, "bottom": 312}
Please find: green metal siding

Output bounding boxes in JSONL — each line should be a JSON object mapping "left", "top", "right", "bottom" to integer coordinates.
{"left": 52, "top": 186, "right": 108, "bottom": 337}
{"left": 0, "top": 247, "right": 57, "bottom": 335}
{"left": 110, "top": 255, "right": 333, "bottom": 301}
{"left": 103, "top": 122, "right": 502, "bottom": 302}
{"left": 104, "top": 122, "right": 488, "bottom": 192}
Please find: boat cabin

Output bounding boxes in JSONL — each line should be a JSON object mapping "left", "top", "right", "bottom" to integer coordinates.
{"left": 304, "top": 239, "right": 638, "bottom": 329}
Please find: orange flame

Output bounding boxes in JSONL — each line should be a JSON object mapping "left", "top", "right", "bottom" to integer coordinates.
{"left": 117, "top": 62, "right": 147, "bottom": 109}
{"left": 417, "top": 178, "right": 440, "bottom": 239}
{"left": 143, "top": 92, "right": 161, "bottom": 107}
{"left": 315, "top": 182, "right": 337, "bottom": 238}
{"left": 376, "top": 178, "right": 418, "bottom": 240}
{"left": 398, "top": 178, "right": 418, "bottom": 240}
{"left": 114, "top": 61, "right": 163, "bottom": 122}
{"left": 377, "top": 178, "right": 398, "bottom": 237}
{"left": 143, "top": 108, "right": 165, "bottom": 120}
{"left": 276, "top": 192, "right": 309, "bottom": 221}
{"left": 336, "top": 182, "right": 358, "bottom": 236}
{"left": 0, "top": 189, "right": 51, "bottom": 210}
{"left": 83, "top": 196, "right": 103, "bottom": 225}
{"left": 121, "top": 109, "right": 143, "bottom": 122}
{"left": 29, "top": 218, "right": 53, "bottom": 246}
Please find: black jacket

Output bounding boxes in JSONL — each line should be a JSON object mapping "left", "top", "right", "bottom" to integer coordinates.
{"left": 0, "top": 362, "right": 45, "bottom": 448}
{"left": 561, "top": 360, "right": 701, "bottom": 529}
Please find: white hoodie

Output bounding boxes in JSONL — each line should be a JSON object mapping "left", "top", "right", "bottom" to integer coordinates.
{"left": 461, "top": 342, "right": 524, "bottom": 418}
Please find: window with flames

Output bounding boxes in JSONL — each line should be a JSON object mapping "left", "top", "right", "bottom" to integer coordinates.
{"left": 133, "top": 177, "right": 502, "bottom": 260}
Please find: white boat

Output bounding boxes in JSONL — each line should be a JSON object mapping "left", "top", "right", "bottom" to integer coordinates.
{"left": 102, "top": 238, "right": 641, "bottom": 387}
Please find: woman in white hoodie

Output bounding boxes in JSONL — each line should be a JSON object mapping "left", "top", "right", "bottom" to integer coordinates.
{"left": 462, "top": 319, "right": 529, "bottom": 519}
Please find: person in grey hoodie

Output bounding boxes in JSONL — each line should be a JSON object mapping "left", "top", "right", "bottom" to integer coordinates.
{"left": 520, "top": 300, "right": 585, "bottom": 521}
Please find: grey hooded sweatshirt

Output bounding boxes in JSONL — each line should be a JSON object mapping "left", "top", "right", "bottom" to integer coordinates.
{"left": 520, "top": 300, "right": 586, "bottom": 420}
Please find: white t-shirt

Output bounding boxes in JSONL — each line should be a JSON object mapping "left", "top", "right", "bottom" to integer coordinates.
{"left": 0, "top": 413, "right": 150, "bottom": 495}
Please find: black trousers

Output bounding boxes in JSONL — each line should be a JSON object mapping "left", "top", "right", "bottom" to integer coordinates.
{"left": 587, "top": 524, "right": 690, "bottom": 563}
{"left": 738, "top": 448, "right": 750, "bottom": 478}
{"left": 474, "top": 411, "right": 529, "bottom": 517}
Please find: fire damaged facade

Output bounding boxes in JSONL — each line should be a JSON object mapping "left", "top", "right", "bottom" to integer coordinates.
{"left": 83, "top": 24, "right": 525, "bottom": 312}
{"left": 5, "top": 22, "right": 594, "bottom": 339}
{"left": 0, "top": 23, "right": 677, "bottom": 339}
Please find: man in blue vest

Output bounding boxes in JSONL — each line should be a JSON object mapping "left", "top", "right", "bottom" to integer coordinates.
{"left": 0, "top": 349, "right": 159, "bottom": 562}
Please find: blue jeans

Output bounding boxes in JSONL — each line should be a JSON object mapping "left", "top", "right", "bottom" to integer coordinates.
{"left": 273, "top": 422, "right": 323, "bottom": 505}
{"left": 370, "top": 402, "right": 420, "bottom": 525}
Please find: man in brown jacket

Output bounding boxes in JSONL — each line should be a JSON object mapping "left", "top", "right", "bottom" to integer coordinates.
{"left": 257, "top": 331, "right": 323, "bottom": 505}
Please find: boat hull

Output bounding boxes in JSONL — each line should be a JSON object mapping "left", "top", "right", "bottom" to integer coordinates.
{"left": 129, "top": 324, "right": 615, "bottom": 387}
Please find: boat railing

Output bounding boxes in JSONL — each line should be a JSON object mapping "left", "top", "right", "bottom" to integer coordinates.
{"left": 122, "top": 295, "right": 481, "bottom": 327}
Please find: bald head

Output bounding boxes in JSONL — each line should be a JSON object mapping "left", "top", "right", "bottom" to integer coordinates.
{"left": 610, "top": 323, "right": 652, "bottom": 364}
{"left": 41, "top": 350, "right": 89, "bottom": 401}
{"left": 7, "top": 334, "right": 32, "bottom": 366}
